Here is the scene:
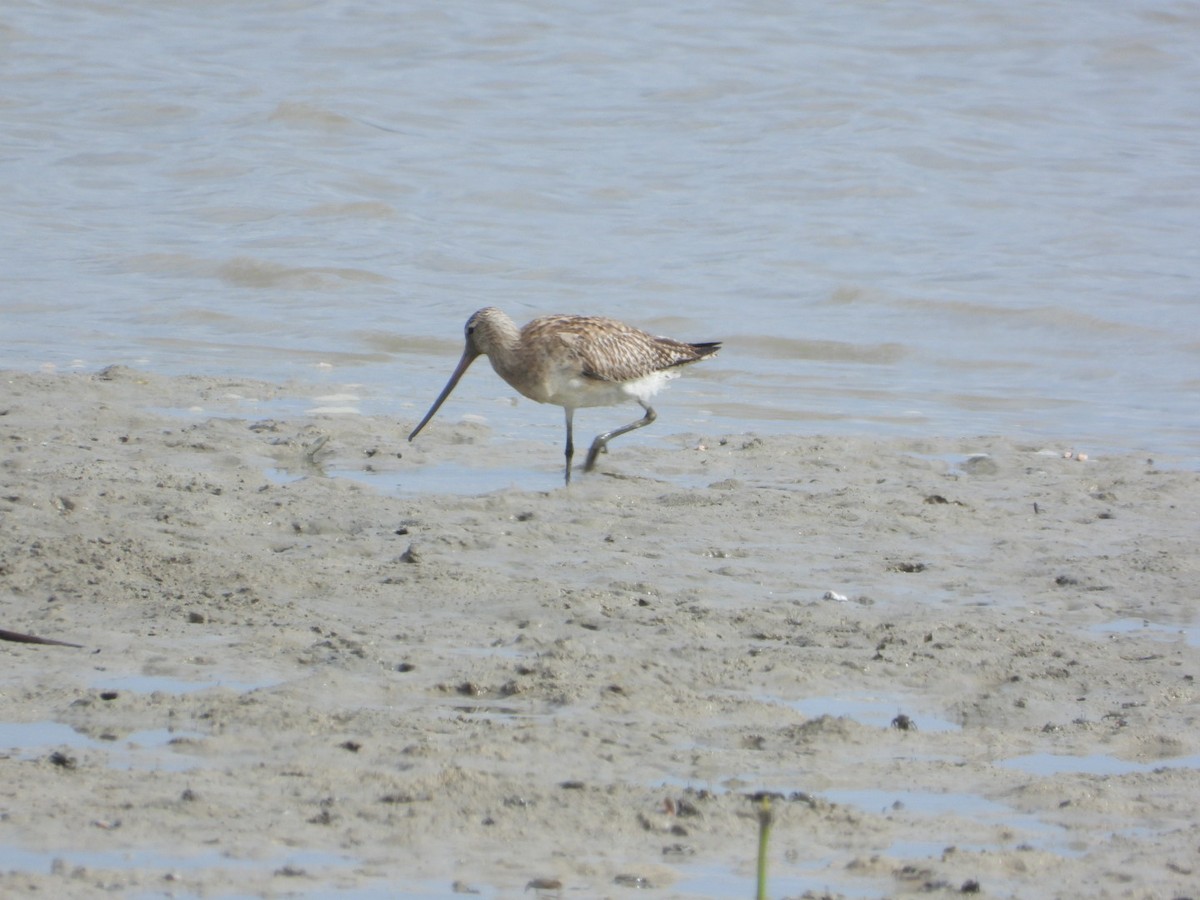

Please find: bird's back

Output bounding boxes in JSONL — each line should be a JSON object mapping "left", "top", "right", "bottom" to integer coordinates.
{"left": 522, "top": 315, "right": 718, "bottom": 384}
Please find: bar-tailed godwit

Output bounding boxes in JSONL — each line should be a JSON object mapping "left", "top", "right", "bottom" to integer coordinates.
{"left": 408, "top": 307, "right": 720, "bottom": 484}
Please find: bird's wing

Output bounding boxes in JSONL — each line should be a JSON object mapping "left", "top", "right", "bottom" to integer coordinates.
{"left": 576, "top": 326, "right": 701, "bottom": 383}
{"left": 526, "top": 315, "right": 712, "bottom": 384}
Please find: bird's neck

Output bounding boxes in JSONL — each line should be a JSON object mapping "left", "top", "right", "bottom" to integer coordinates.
{"left": 478, "top": 320, "right": 524, "bottom": 384}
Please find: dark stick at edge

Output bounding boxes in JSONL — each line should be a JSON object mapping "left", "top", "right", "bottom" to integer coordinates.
{"left": 0, "top": 628, "right": 84, "bottom": 648}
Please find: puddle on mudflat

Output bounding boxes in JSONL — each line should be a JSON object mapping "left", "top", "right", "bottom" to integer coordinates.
{"left": 109, "top": 728, "right": 208, "bottom": 771}
{"left": 152, "top": 399, "right": 533, "bottom": 496}
{"left": 0, "top": 844, "right": 351, "bottom": 877}
{"left": 0, "top": 721, "right": 205, "bottom": 772}
{"left": 0, "top": 721, "right": 85, "bottom": 754}
{"left": 822, "top": 788, "right": 1079, "bottom": 856}
{"left": 285, "top": 879, "right": 503, "bottom": 900}
{"left": 90, "top": 673, "right": 276, "bottom": 695}
{"left": 1090, "top": 618, "right": 1199, "bottom": 646}
{"left": 787, "top": 694, "right": 960, "bottom": 733}
{"left": 448, "top": 643, "right": 526, "bottom": 660}
{"left": 437, "top": 696, "right": 557, "bottom": 722}
{"left": 268, "top": 461, "right": 534, "bottom": 496}
{"left": 672, "top": 858, "right": 884, "bottom": 900}
{"left": 827, "top": 788, "right": 1003, "bottom": 817}
{"left": 1000, "top": 752, "right": 1200, "bottom": 777}
{"left": 269, "top": 437, "right": 716, "bottom": 496}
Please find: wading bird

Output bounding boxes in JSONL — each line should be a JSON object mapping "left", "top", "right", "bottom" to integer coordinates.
{"left": 408, "top": 307, "right": 720, "bottom": 484}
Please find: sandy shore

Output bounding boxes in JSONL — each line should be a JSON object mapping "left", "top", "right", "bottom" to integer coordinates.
{"left": 1, "top": 367, "right": 1197, "bottom": 899}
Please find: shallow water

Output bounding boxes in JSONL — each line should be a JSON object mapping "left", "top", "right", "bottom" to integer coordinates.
{"left": 1001, "top": 751, "right": 1200, "bottom": 777}
{"left": 0, "top": 721, "right": 205, "bottom": 772}
{"left": 89, "top": 674, "right": 276, "bottom": 695}
{"left": 822, "top": 787, "right": 1083, "bottom": 858}
{"left": 0, "top": 843, "right": 354, "bottom": 882}
{"left": 1090, "top": 617, "right": 1200, "bottom": 646}
{"left": 3, "top": 1, "right": 1198, "bottom": 464}
{"left": 787, "top": 694, "right": 961, "bottom": 733}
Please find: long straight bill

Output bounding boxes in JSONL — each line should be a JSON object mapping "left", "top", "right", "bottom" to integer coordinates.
{"left": 408, "top": 347, "right": 478, "bottom": 441}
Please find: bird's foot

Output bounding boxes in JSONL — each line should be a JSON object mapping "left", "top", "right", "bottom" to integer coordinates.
{"left": 584, "top": 439, "right": 610, "bottom": 472}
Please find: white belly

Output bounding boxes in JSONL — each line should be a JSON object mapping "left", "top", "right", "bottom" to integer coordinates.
{"left": 552, "top": 369, "right": 677, "bottom": 410}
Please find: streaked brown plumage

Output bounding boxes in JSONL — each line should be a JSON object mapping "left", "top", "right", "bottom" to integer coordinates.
{"left": 408, "top": 307, "right": 720, "bottom": 484}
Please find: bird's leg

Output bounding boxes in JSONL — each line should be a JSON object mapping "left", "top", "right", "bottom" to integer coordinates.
{"left": 584, "top": 402, "right": 656, "bottom": 472}
{"left": 563, "top": 407, "right": 576, "bottom": 485}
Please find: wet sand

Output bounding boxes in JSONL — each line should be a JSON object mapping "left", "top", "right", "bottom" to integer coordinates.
{"left": 1, "top": 367, "right": 1197, "bottom": 898}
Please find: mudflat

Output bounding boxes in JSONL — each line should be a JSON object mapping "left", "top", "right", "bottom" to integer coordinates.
{"left": 1, "top": 367, "right": 1197, "bottom": 898}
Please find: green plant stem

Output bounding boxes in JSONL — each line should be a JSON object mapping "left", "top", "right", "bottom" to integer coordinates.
{"left": 756, "top": 795, "right": 773, "bottom": 900}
